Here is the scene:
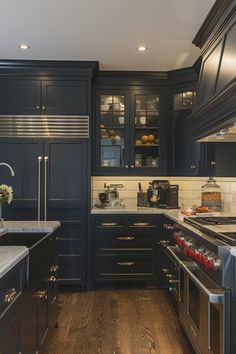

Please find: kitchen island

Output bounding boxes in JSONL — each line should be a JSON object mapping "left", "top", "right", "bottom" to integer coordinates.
{"left": 0, "top": 220, "right": 60, "bottom": 354}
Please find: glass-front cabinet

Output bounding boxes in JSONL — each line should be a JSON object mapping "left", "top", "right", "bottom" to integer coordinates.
{"left": 99, "top": 94, "right": 128, "bottom": 168}
{"left": 94, "top": 89, "right": 165, "bottom": 175}
{"left": 134, "top": 94, "right": 160, "bottom": 169}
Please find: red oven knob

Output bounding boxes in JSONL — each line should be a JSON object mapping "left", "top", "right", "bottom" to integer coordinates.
{"left": 205, "top": 259, "right": 214, "bottom": 270}
{"left": 200, "top": 254, "right": 206, "bottom": 265}
{"left": 194, "top": 251, "right": 200, "bottom": 261}
{"left": 183, "top": 247, "right": 189, "bottom": 256}
{"left": 189, "top": 249, "right": 195, "bottom": 258}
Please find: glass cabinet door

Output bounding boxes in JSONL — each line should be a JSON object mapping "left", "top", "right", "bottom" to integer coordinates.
{"left": 133, "top": 94, "right": 160, "bottom": 168}
{"left": 99, "top": 94, "right": 127, "bottom": 168}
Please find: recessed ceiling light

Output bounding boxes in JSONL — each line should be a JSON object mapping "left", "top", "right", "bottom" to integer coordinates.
{"left": 18, "top": 44, "right": 30, "bottom": 50}
{"left": 137, "top": 46, "right": 148, "bottom": 52}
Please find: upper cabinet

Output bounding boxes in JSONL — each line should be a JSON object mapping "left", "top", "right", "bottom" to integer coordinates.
{"left": 0, "top": 79, "right": 41, "bottom": 114}
{"left": 0, "top": 79, "right": 89, "bottom": 115}
{"left": 93, "top": 87, "right": 167, "bottom": 175}
{"left": 169, "top": 90, "right": 201, "bottom": 176}
{"left": 0, "top": 60, "right": 98, "bottom": 116}
{"left": 190, "top": 0, "right": 236, "bottom": 140}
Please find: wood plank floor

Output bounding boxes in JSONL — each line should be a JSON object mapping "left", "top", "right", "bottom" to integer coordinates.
{"left": 42, "top": 290, "right": 194, "bottom": 354}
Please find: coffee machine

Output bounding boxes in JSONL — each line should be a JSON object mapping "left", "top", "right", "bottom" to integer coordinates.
{"left": 147, "top": 180, "right": 179, "bottom": 208}
{"left": 96, "top": 183, "right": 125, "bottom": 208}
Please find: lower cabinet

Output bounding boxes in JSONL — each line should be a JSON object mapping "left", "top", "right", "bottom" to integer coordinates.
{"left": 0, "top": 258, "right": 27, "bottom": 354}
{"left": 92, "top": 214, "right": 160, "bottom": 288}
{"left": 24, "top": 230, "right": 59, "bottom": 354}
{"left": 58, "top": 221, "right": 86, "bottom": 286}
{"left": 0, "top": 306, "right": 24, "bottom": 354}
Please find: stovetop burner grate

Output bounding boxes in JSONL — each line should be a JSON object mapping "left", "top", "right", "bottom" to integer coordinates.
{"left": 191, "top": 216, "right": 236, "bottom": 225}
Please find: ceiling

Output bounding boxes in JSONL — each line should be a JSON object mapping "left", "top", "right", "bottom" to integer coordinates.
{"left": 0, "top": 0, "right": 215, "bottom": 71}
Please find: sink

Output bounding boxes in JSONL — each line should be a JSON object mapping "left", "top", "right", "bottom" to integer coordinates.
{"left": 0, "top": 232, "right": 48, "bottom": 249}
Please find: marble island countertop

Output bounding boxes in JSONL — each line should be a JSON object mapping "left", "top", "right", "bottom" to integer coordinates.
{"left": 0, "top": 246, "right": 28, "bottom": 279}
{"left": 0, "top": 220, "right": 61, "bottom": 234}
{"left": 0, "top": 220, "right": 60, "bottom": 279}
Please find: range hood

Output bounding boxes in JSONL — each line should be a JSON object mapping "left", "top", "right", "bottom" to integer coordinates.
{"left": 198, "top": 121, "right": 236, "bottom": 142}
{"left": 189, "top": 0, "right": 236, "bottom": 142}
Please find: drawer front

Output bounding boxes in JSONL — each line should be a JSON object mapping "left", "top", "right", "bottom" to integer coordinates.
{"left": 59, "top": 222, "right": 84, "bottom": 239}
{"left": 96, "top": 230, "right": 154, "bottom": 253}
{"left": 95, "top": 255, "right": 154, "bottom": 279}
{"left": 95, "top": 215, "right": 125, "bottom": 229}
{"left": 58, "top": 239, "right": 82, "bottom": 255}
{"left": 127, "top": 215, "right": 159, "bottom": 228}
{"left": 0, "top": 259, "right": 26, "bottom": 317}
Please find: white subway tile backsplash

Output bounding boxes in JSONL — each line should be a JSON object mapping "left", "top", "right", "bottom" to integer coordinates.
{"left": 92, "top": 176, "right": 236, "bottom": 212}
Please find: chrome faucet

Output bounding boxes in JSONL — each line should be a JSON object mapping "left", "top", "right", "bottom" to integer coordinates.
{"left": 0, "top": 162, "right": 15, "bottom": 176}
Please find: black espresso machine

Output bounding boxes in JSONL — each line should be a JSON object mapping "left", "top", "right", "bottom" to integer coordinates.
{"left": 147, "top": 180, "right": 179, "bottom": 208}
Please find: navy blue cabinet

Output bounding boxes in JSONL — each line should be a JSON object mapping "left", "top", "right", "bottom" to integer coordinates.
{"left": 93, "top": 89, "right": 167, "bottom": 175}
{"left": 0, "top": 138, "right": 43, "bottom": 220}
{"left": 0, "top": 259, "right": 27, "bottom": 354}
{"left": 91, "top": 214, "right": 161, "bottom": 288}
{"left": 0, "top": 139, "right": 88, "bottom": 287}
{"left": 169, "top": 90, "right": 200, "bottom": 176}
{"left": 0, "top": 78, "right": 89, "bottom": 115}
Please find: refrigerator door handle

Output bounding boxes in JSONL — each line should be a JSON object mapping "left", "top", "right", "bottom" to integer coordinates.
{"left": 44, "top": 156, "right": 49, "bottom": 221}
{"left": 38, "top": 156, "right": 42, "bottom": 221}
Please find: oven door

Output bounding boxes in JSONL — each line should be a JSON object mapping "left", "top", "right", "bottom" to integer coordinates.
{"left": 183, "top": 264, "right": 230, "bottom": 354}
{"left": 165, "top": 245, "right": 230, "bottom": 354}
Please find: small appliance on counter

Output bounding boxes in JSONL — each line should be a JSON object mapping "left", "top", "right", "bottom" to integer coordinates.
{"left": 147, "top": 180, "right": 179, "bottom": 208}
{"left": 95, "top": 183, "right": 125, "bottom": 209}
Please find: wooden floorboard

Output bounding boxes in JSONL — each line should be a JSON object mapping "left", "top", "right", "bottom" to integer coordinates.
{"left": 42, "top": 290, "right": 194, "bottom": 354}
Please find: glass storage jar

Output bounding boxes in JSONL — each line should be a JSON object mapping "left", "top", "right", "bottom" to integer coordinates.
{"left": 201, "top": 177, "right": 221, "bottom": 211}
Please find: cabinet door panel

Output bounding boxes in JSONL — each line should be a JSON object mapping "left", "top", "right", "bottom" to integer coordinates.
{"left": 58, "top": 255, "right": 83, "bottom": 284}
{"left": 0, "top": 139, "right": 43, "bottom": 220}
{"left": 42, "top": 80, "right": 88, "bottom": 114}
{"left": 0, "top": 80, "right": 41, "bottom": 114}
{"left": 0, "top": 306, "right": 24, "bottom": 354}
{"left": 44, "top": 139, "right": 87, "bottom": 221}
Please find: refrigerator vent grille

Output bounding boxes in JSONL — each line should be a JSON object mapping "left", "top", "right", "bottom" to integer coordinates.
{"left": 0, "top": 115, "right": 89, "bottom": 138}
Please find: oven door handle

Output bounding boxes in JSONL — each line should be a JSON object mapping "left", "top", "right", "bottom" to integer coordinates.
{"left": 166, "top": 246, "right": 224, "bottom": 304}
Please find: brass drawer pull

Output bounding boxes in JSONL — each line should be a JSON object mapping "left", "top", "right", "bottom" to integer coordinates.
{"left": 117, "top": 236, "right": 135, "bottom": 241}
{"left": 132, "top": 222, "right": 150, "bottom": 226}
{"left": 48, "top": 276, "right": 57, "bottom": 282}
{"left": 4, "top": 288, "right": 17, "bottom": 303}
{"left": 117, "top": 262, "right": 135, "bottom": 266}
{"left": 101, "top": 222, "right": 118, "bottom": 226}
{"left": 50, "top": 265, "right": 59, "bottom": 272}
{"left": 35, "top": 290, "right": 47, "bottom": 299}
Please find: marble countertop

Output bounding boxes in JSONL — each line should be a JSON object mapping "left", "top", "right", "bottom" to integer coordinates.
{"left": 0, "top": 221, "right": 60, "bottom": 234}
{"left": 0, "top": 246, "right": 28, "bottom": 279}
{"left": 91, "top": 206, "right": 183, "bottom": 220}
{"left": 0, "top": 221, "right": 60, "bottom": 278}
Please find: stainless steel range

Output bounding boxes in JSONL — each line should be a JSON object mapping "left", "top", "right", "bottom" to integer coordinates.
{"left": 159, "top": 216, "right": 236, "bottom": 354}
